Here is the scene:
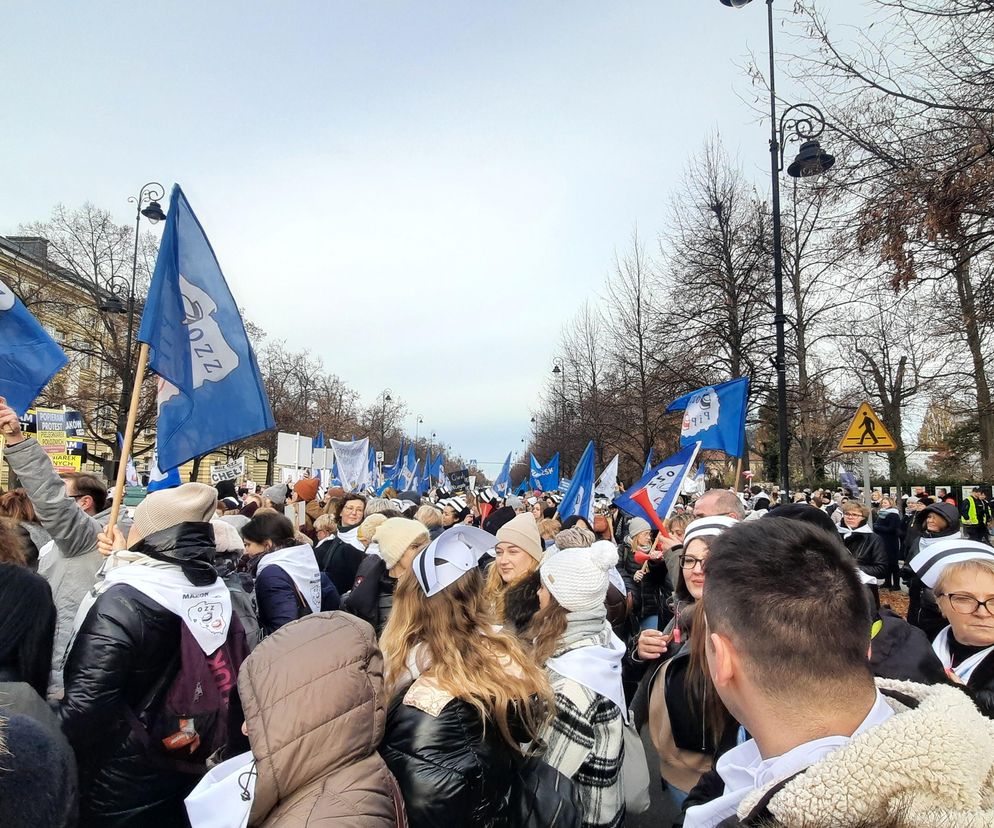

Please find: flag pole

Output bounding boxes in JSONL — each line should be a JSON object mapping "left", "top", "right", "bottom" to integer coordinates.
{"left": 734, "top": 456, "right": 744, "bottom": 492}
{"left": 108, "top": 343, "right": 149, "bottom": 532}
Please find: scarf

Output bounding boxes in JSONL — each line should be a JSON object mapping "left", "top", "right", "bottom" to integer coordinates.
{"left": 257, "top": 545, "right": 322, "bottom": 614}
{"left": 932, "top": 626, "right": 994, "bottom": 683}
{"left": 838, "top": 522, "right": 873, "bottom": 540}
{"left": 74, "top": 550, "right": 232, "bottom": 655}
{"left": 547, "top": 625, "right": 628, "bottom": 722}
{"left": 338, "top": 526, "right": 365, "bottom": 551}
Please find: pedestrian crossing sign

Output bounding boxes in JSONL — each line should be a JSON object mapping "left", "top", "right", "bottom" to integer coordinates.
{"left": 839, "top": 402, "right": 897, "bottom": 453}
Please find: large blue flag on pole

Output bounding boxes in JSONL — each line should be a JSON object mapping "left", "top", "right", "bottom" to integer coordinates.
{"left": 530, "top": 452, "right": 560, "bottom": 491}
{"left": 138, "top": 185, "right": 274, "bottom": 470}
{"left": 666, "top": 377, "right": 749, "bottom": 458}
{"left": 614, "top": 443, "right": 701, "bottom": 531}
{"left": 0, "top": 279, "right": 68, "bottom": 416}
{"left": 558, "top": 442, "right": 596, "bottom": 523}
{"left": 493, "top": 452, "right": 512, "bottom": 497}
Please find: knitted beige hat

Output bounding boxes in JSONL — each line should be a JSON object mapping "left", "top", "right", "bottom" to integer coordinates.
{"left": 373, "top": 517, "right": 430, "bottom": 569}
{"left": 129, "top": 483, "right": 218, "bottom": 548}
{"left": 357, "top": 513, "right": 389, "bottom": 546}
{"left": 495, "top": 513, "right": 543, "bottom": 562}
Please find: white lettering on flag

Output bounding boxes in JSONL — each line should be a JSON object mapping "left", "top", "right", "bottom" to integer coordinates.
{"left": 682, "top": 388, "right": 719, "bottom": 438}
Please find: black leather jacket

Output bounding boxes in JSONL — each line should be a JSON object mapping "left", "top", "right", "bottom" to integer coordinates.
{"left": 381, "top": 691, "right": 520, "bottom": 828}
{"left": 58, "top": 522, "right": 217, "bottom": 827}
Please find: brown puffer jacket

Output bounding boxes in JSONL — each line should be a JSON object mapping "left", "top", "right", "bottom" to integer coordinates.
{"left": 239, "top": 611, "right": 406, "bottom": 827}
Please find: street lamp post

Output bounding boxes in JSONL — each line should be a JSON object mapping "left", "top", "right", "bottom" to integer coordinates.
{"left": 380, "top": 390, "right": 392, "bottom": 448}
{"left": 552, "top": 364, "right": 566, "bottom": 452}
{"left": 719, "top": 0, "right": 836, "bottom": 496}
{"left": 415, "top": 415, "right": 423, "bottom": 443}
{"left": 100, "top": 182, "right": 166, "bottom": 458}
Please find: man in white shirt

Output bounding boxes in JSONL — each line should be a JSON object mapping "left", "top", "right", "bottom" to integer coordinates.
{"left": 684, "top": 518, "right": 994, "bottom": 827}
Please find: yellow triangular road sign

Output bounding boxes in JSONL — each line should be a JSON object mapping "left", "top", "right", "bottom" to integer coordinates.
{"left": 838, "top": 402, "right": 897, "bottom": 453}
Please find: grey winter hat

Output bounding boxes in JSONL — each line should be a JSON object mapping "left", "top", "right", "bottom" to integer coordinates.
{"left": 263, "top": 484, "right": 287, "bottom": 507}
{"left": 626, "top": 517, "right": 652, "bottom": 541}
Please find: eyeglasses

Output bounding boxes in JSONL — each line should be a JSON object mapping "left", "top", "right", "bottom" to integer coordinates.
{"left": 68, "top": 493, "right": 87, "bottom": 501}
{"left": 679, "top": 555, "right": 706, "bottom": 572}
{"left": 937, "top": 592, "right": 994, "bottom": 616}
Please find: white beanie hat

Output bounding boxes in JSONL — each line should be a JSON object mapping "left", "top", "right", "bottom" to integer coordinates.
{"left": 626, "top": 517, "right": 652, "bottom": 542}
{"left": 540, "top": 540, "right": 618, "bottom": 612}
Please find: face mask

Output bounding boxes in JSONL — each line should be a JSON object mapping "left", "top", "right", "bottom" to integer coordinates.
{"left": 637, "top": 543, "right": 652, "bottom": 553}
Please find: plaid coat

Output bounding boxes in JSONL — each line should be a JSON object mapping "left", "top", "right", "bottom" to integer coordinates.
{"left": 541, "top": 628, "right": 625, "bottom": 828}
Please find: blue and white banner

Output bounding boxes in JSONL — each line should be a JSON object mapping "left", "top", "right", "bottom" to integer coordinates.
{"left": 138, "top": 185, "right": 274, "bottom": 470}
{"left": 117, "top": 432, "right": 140, "bottom": 487}
{"left": 643, "top": 447, "right": 655, "bottom": 476}
{"left": 614, "top": 443, "right": 701, "bottom": 529}
{"left": 558, "top": 442, "right": 596, "bottom": 524}
{"left": 0, "top": 279, "right": 68, "bottom": 416}
{"left": 331, "top": 437, "right": 370, "bottom": 492}
{"left": 667, "top": 377, "right": 749, "bottom": 458}
{"left": 530, "top": 452, "right": 560, "bottom": 491}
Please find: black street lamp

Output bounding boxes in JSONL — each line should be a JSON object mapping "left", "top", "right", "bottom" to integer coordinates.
{"left": 415, "top": 415, "right": 423, "bottom": 443}
{"left": 380, "top": 390, "right": 392, "bottom": 448}
{"left": 719, "top": 0, "right": 836, "bottom": 496}
{"left": 100, "top": 181, "right": 165, "bottom": 457}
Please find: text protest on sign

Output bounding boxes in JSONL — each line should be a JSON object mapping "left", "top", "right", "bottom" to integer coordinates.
{"left": 210, "top": 457, "right": 245, "bottom": 483}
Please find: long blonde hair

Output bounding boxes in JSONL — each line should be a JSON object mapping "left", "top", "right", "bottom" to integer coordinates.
{"left": 380, "top": 567, "right": 553, "bottom": 749}
{"left": 483, "top": 556, "right": 540, "bottom": 622}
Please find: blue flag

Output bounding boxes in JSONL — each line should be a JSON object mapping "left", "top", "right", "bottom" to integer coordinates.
{"left": 430, "top": 453, "right": 444, "bottom": 479}
{"left": 515, "top": 478, "right": 530, "bottom": 495}
{"left": 530, "top": 452, "right": 560, "bottom": 491}
{"left": 146, "top": 442, "right": 181, "bottom": 492}
{"left": 314, "top": 429, "right": 325, "bottom": 449}
{"left": 614, "top": 443, "right": 701, "bottom": 529}
{"left": 667, "top": 377, "right": 749, "bottom": 458}
{"left": 493, "top": 452, "right": 512, "bottom": 497}
{"left": 0, "top": 279, "right": 68, "bottom": 416}
{"left": 138, "top": 185, "right": 274, "bottom": 470}
{"left": 643, "top": 447, "right": 655, "bottom": 476}
{"left": 367, "top": 444, "right": 378, "bottom": 490}
{"left": 558, "top": 442, "right": 596, "bottom": 523}
{"left": 425, "top": 449, "right": 433, "bottom": 483}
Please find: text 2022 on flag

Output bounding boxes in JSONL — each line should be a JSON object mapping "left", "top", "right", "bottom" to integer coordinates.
{"left": 138, "top": 185, "right": 274, "bottom": 470}
{"left": 0, "top": 279, "right": 68, "bottom": 416}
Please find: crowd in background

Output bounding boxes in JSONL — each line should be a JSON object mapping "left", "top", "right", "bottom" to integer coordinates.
{"left": 0, "top": 395, "right": 993, "bottom": 827}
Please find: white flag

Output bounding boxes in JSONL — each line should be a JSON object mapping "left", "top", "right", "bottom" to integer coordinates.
{"left": 594, "top": 454, "right": 619, "bottom": 498}
{"left": 331, "top": 438, "right": 371, "bottom": 492}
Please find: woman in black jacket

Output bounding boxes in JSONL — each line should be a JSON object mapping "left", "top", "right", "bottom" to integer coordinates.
{"left": 342, "top": 517, "right": 429, "bottom": 636}
{"left": 839, "top": 502, "right": 888, "bottom": 581}
{"left": 378, "top": 526, "right": 560, "bottom": 828}
{"left": 61, "top": 483, "right": 237, "bottom": 827}
{"left": 874, "top": 496, "right": 904, "bottom": 590}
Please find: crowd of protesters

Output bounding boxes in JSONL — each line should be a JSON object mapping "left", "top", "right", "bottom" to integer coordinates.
{"left": 1, "top": 397, "right": 993, "bottom": 827}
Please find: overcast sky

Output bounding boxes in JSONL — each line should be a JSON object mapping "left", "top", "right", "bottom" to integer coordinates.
{"left": 3, "top": 0, "right": 874, "bottom": 473}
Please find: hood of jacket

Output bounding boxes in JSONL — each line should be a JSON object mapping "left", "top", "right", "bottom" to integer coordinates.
{"left": 914, "top": 502, "right": 961, "bottom": 536}
{"left": 241, "top": 611, "right": 386, "bottom": 824}
{"left": 741, "top": 678, "right": 994, "bottom": 827}
{"left": 130, "top": 521, "right": 217, "bottom": 586}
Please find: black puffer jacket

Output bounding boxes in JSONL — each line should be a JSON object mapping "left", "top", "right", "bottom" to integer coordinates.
{"left": 381, "top": 690, "right": 520, "bottom": 828}
{"left": 314, "top": 536, "right": 365, "bottom": 595}
{"left": 341, "top": 554, "right": 396, "bottom": 636}
{"left": 58, "top": 523, "right": 217, "bottom": 827}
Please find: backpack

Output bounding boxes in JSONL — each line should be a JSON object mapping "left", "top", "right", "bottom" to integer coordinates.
{"left": 223, "top": 571, "right": 264, "bottom": 651}
{"left": 129, "top": 614, "right": 250, "bottom": 773}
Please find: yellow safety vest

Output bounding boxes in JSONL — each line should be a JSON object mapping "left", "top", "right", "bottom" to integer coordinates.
{"left": 963, "top": 496, "right": 981, "bottom": 526}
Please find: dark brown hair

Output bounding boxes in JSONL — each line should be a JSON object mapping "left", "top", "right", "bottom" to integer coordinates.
{"left": 63, "top": 472, "right": 107, "bottom": 513}
{"left": 703, "top": 518, "right": 873, "bottom": 700}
